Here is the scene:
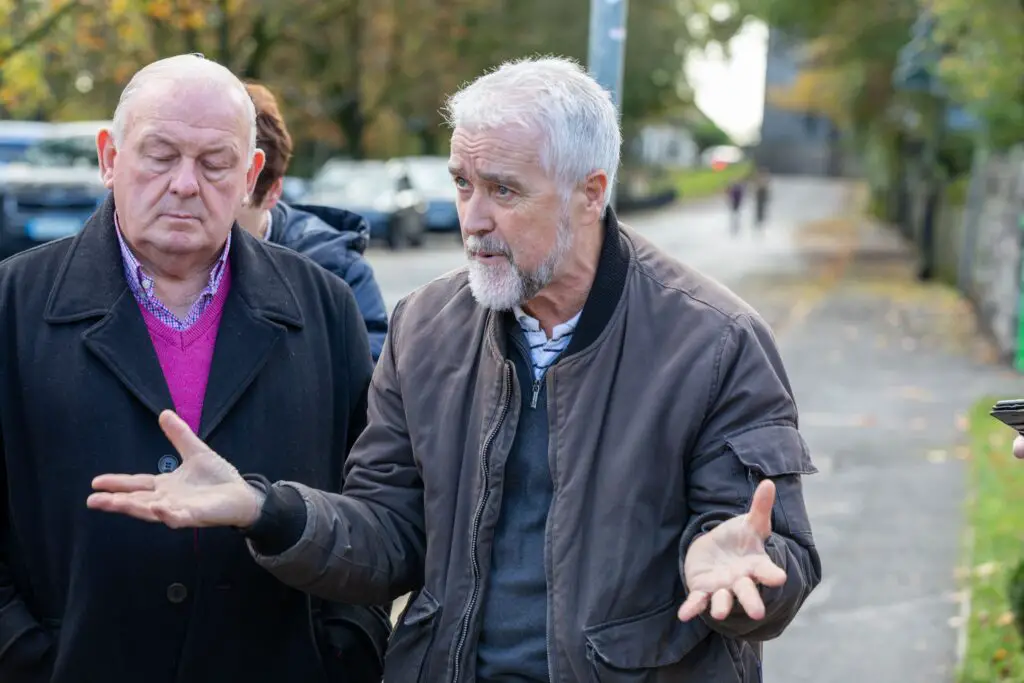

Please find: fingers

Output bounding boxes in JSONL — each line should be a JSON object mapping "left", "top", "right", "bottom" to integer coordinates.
{"left": 709, "top": 588, "right": 733, "bottom": 620}
{"left": 750, "top": 555, "right": 787, "bottom": 587}
{"left": 91, "top": 473, "right": 157, "bottom": 493}
{"left": 1014, "top": 435, "right": 1024, "bottom": 459}
{"left": 86, "top": 491, "right": 164, "bottom": 523}
{"left": 159, "top": 410, "right": 209, "bottom": 462}
{"left": 681, "top": 575, "right": 774, "bottom": 623}
{"left": 677, "top": 590, "right": 709, "bottom": 622}
{"left": 746, "top": 479, "right": 776, "bottom": 538}
{"left": 731, "top": 576, "right": 765, "bottom": 620}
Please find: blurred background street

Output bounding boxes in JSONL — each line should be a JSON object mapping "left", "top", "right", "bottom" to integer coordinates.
{"left": 1, "top": 0, "right": 1023, "bottom": 680}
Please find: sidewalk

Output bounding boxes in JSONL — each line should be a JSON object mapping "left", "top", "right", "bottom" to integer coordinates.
{"left": 736, "top": 191, "right": 1022, "bottom": 682}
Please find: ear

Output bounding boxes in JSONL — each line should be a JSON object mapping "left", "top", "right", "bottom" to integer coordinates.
{"left": 245, "top": 149, "right": 266, "bottom": 198}
{"left": 261, "top": 177, "right": 284, "bottom": 211}
{"left": 581, "top": 170, "right": 609, "bottom": 223}
{"left": 97, "top": 129, "right": 117, "bottom": 189}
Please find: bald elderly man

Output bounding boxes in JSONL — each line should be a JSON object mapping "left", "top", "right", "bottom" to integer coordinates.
{"left": 0, "top": 55, "right": 389, "bottom": 682}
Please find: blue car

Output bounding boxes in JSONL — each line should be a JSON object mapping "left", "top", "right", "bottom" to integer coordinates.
{"left": 396, "top": 156, "right": 460, "bottom": 233}
{"left": 0, "top": 121, "right": 109, "bottom": 260}
{"left": 304, "top": 159, "right": 426, "bottom": 251}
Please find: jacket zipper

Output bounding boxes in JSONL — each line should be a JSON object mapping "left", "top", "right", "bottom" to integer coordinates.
{"left": 530, "top": 377, "right": 542, "bottom": 409}
{"left": 543, "top": 370, "right": 560, "bottom": 683}
{"left": 450, "top": 361, "right": 513, "bottom": 683}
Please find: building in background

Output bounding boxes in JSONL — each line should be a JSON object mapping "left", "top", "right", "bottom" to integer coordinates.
{"left": 755, "top": 30, "right": 846, "bottom": 176}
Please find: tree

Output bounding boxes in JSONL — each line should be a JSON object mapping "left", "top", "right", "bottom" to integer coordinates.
{"left": 930, "top": 0, "right": 1024, "bottom": 146}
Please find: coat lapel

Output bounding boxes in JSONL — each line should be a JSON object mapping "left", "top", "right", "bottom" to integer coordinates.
{"left": 198, "top": 227, "right": 304, "bottom": 441}
{"left": 45, "top": 194, "right": 173, "bottom": 419}
{"left": 44, "top": 194, "right": 305, "bottom": 436}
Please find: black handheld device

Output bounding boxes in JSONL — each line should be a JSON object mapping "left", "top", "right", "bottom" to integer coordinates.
{"left": 990, "top": 399, "right": 1024, "bottom": 434}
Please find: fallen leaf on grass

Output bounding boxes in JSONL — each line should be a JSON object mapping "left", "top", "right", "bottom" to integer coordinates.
{"left": 993, "top": 648, "right": 1008, "bottom": 662}
{"left": 997, "top": 612, "right": 1015, "bottom": 627}
{"left": 975, "top": 561, "right": 1001, "bottom": 578}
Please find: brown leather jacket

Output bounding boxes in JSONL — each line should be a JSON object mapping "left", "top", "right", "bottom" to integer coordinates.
{"left": 246, "top": 211, "right": 821, "bottom": 682}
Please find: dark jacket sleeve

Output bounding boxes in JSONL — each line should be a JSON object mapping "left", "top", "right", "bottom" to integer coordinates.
{"left": 0, "top": 414, "right": 55, "bottom": 678}
{"left": 244, "top": 296, "right": 425, "bottom": 605}
{"left": 678, "top": 313, "right": 822, "bottom": 641}
{"left": 341, "top": 256, "right": 388, "bottom": 363}
{"left": 288, "top": 283, "right": 389, "bottom": 682}
{"left": 275, "top": 205, "right": 389, "bottom": 363}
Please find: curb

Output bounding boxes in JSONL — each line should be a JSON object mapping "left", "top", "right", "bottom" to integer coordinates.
{"left": 955, "top": 524, "right": 974, "bottom": 674}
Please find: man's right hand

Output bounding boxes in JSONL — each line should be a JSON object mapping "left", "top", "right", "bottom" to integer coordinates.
{"left": 87, "top": 410, "right": 266, "bottom": 529}
{"left": 1014, "top": 435, "right": 1024, "bottom": 460}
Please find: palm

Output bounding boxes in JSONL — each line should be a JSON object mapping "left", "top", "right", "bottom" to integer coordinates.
{"left": 678, "top": 480, "right": 787, "bottom": 622}
{"left": 87, "top": 411, "right": 261, "bottom": 528}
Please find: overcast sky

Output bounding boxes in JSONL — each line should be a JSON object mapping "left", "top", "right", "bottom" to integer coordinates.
{"left": 685, "top": 19, "right": 769, "bottom": 145}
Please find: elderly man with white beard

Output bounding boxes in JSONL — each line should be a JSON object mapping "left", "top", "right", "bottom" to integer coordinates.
{"left": 89, "top": 56, "right": 822, "bottom": 682}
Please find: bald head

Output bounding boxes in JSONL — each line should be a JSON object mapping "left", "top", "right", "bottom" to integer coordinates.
{"left": 112, "top": 54, "right": 257, "bottom": 161}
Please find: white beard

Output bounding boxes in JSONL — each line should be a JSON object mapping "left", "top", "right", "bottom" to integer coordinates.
{"left": 467, "top": 257, "right": 527, "bottom": 311}
{"left": 466, "top": 209, "right": 574, "bottom": 311}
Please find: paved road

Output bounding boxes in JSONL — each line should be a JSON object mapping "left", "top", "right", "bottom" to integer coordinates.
{"left": 361, "top": 177, "right": 1020, "bottom": 680}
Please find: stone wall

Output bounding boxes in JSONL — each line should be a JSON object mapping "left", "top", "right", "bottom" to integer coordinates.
{"left": 956, "top": 146, "right": 1024, "bottom": 364}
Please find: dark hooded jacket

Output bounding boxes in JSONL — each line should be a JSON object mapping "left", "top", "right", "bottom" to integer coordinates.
{"left": 269, "top": 202, "right": 388, "bottom": 361}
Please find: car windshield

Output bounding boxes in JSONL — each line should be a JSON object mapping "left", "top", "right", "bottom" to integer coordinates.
{"left": 336, "top": 166, "right": 392, "bottom": 205}
{"left": 23, "top": 135, "right": 98, "bottom": 167}
{"left": 0, "top": 141, "right": 31, "bottom": 164}
{"left": 405, "top": 160, "right": 454, "bottom": 195}
{"left": 311, "top": 162, "right": 358, "bottom": 192}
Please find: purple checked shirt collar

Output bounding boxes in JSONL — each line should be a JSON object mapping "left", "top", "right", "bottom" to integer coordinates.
{"left": 114, "top": 212, "right": 231, "bottom": 332}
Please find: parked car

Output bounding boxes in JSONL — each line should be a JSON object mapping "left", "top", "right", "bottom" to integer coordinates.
{"left": 281, "top": 176, "right": 309, "bottom": 203}
{"left": 0, "top": 121, "right": 52, "bottom": 167}
{"left": 701, "top": 145, "right": 745, "bottom": 171}
{"left": 0, "top": 121, "right": 109, "bottom": 260}
{"left": 395, "top": 155, "right": 460, "bottom": 233}
{"left": 303, "top": 160, "right": 426, "bottom": 250}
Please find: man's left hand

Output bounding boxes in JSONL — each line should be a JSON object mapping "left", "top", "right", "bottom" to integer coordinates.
{"left": 678, "top": 479, "right": 787, "bottom": 622}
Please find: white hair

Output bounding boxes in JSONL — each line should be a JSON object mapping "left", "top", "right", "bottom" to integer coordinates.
{"left": 111, "top": 54, "right": 257, "bottom": 161}
{"left": 443, "top": 56, "right": 622, "bottom": 210}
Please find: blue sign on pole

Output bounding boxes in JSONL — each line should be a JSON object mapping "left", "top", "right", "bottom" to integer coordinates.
{"left": 587, "top": 0, "right": 629, "bottom": 206}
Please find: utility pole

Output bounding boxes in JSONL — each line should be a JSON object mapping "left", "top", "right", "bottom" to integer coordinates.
{"left": 587, "top": 0, "right": 629, "bottom": 208}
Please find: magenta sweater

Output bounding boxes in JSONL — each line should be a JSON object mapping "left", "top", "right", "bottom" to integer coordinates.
{"left": 140, "top": 266, "right": 232, "bottom": 434}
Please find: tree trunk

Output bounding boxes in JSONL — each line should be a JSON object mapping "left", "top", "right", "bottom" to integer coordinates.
{"left": 217, "top": 0, "right": 231, "bottom": 66}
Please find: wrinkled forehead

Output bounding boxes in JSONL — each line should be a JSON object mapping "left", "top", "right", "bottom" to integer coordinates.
{"left": 124, "top": 80, "right": 251, "bottom": 151}
{"left": 448, "top": 124, "right": 548, "bottom": 179}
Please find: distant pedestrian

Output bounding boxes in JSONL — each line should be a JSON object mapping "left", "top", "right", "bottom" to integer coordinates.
{"left": 753, "top": 168, "right": 771, "bottom": 228}
{"left": 727, "top": 177, "right": 745, "bottom": 234}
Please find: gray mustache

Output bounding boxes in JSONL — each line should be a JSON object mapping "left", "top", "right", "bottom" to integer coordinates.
{"left": 465, "top": 236, "right": 511, "bottom": 258}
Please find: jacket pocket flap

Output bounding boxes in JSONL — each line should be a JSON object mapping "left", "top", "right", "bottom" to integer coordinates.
{"left": 725, "top": 424, "right": 817, "bottom": 477}
{"left": 402, "top": 588, "right": 440, "bottom": 626}
{"left": 584, "top": 600, "right": 710, "bottom": 669}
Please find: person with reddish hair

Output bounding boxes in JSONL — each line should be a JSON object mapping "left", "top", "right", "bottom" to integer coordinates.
{"left": 238, "top": 82, "right": 388, "bottom": 361}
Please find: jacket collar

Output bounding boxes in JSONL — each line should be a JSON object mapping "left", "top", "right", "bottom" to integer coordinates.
{"left": 493, "top": 207, "right": 631, "bottom": 358}
{"left": 44, "top": 192, "right": 303, "bottom": 328}
{"left": 563, "top": 208, "right": 630, "bottom": 355}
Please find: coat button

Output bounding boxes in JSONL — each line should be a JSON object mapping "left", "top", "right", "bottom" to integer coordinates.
{"left": 166, "top": 583, "right": 188, "bottom": 604}
{"left": 158, "top": 454, "right": 180, "bottom": 473}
